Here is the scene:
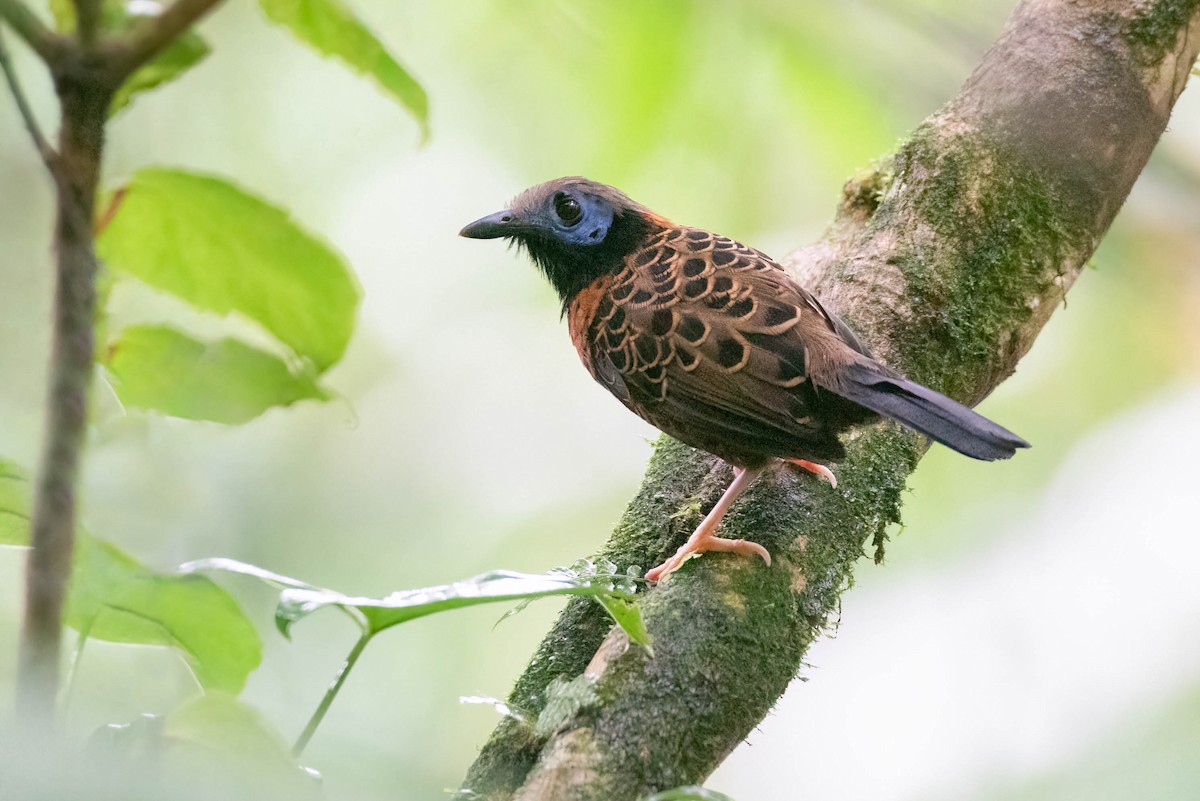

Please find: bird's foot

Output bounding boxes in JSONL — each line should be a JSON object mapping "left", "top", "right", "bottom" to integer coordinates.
{"left": 786, "top": 458, "right": 837, "bottom": 489}
{"left": 646, "top": 464, "right": 770, "bottom": 583}
{"left": 645, "top": 534, "right": 770, "bottom": 582}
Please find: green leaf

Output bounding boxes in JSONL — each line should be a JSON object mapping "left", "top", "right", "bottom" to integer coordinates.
{"left": 49, "top": 0, "right": 210, "bottom": 115}
{"left": 163, "top": 693, "right": 320, "bottom": 797}
{"left": 97, "top": 168, "right": 360, "bottom": 370}
{"left": 459, "top": 695, "right": 527, "bottom": 724}
{"left": 642, "top": 787, "right": 737, "bottom": 801}
{"left": 0, "top": 458, "right": 31, "bottom": 546}
{"left": 105, "top": 325, "right": 329, "bottom": 424}
{"left": 493, "top": 597, "right": 535, "bottom": 628}
{"left": 0, "top": 457, "right": 261, "bottom": 692}
{"left": 90, "top": 713, "right": 166, "bottom": 756}
{"left": 257, "top": 0, "right": 428, "bottom": 136}
{"left": 188, "top": 557, "right": 649, "bottom": 665}
{"left": 68, "top": 537, "right": 263, "bottom": 693}
{"left": 568, "top": 558, "right": 653, "bottom": 651}
{"left": 180, "top": 556, "right": 325, "bottom": 591}
{"left": 275, "top": 563, "right": 646, "bottom": 641}
{"left": 181, "top": 556, "right": 367, "bottom": 630}
{"left": 111, "top": 30, "right": 210, "bottom": 116}
{"left": 165, "top": 693, "right": 294, "bottom": 764}
{"left": 596, "top": 594, "right": 653, "bottom": 655}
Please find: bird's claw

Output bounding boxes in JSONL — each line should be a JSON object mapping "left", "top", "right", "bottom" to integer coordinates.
{"left": 786, "top": 459, "right": 837, "bottom": 489}
{"left": 645, "top": 535, "right": 771, "bottom": 583}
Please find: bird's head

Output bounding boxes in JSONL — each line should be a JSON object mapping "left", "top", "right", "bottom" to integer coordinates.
{"left": 460, "top": 177, "right": 656, "bottom": 304}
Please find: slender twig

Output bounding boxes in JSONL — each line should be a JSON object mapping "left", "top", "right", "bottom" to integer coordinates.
{"left": 60, "top": 618, "right": 92, "bottom": 715}
{"left": 0, "top": 0, "right": 68, "bottom": 64}
{"left": 293, "top": 632, "right": 373, "bottom": 757}
{"left": 17, "top": 66, "right": 112, "bottom": 724}
{"left": 72, "top": 0, "right": 101, "bottom": 52}
{"left": 0, "top": 27, "right": 58, "bottom": 169}
{"left": 106, "top": 0, "right": 224, "bottom": 79}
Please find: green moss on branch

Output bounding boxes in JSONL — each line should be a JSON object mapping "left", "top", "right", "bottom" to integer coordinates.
{"left": 870, "top": 126, "right": 1085, "bottom": 401}
{"left": 1125, "top": 0, "right": 1200, "bottom": 67}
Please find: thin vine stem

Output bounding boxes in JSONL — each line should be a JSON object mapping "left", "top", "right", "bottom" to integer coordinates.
{"left": 292, "top": 631, "right": 373, "bottom": 758}
{"left": 0, "top": 0, "right": 64, "bottom": 63}
{"left": 60, "top": 618, "right": 92, "bottom": 716}
{"left": 0, "top": 25, "right": 57, "bottom": 168}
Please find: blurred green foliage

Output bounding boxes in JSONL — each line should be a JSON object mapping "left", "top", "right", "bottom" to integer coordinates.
{"left": 1, "top": 458, "right": 262, "bottom": 693}
{"left": 258, "top": 0, "right": 428, "bottom": 137}
{"left": 106, "top": 325, "right": 330, "bottom": 422}
{"left": 986, "top": 689, "right": 1200, "bottom": 801}
{"left": 98, "top": 167, "right": 361, "bottom": 371}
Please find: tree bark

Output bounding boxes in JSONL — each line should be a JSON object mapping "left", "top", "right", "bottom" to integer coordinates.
{"left": 460, "top": 1, "right": 1200, "bottom": 799}
{"left": 16, "top": 49, "right": 115, "bottom": 722}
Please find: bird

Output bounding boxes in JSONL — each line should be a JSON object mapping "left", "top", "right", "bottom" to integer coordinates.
{"left": 460, "top": 177, "right": 1028, "bottom": 581}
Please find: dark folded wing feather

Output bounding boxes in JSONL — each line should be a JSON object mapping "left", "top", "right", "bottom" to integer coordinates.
{"left": 574, "top": 224, "right": 1029, "bottom": 464}
{"left": 582, "top": 226, "right": 858, "bottom": 463}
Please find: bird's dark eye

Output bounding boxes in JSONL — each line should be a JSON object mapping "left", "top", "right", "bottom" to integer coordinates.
{"left": 554, "top": 192, "right": 583, "bottom": 226}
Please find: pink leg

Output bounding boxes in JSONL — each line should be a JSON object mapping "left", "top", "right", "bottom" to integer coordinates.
{"left": 645, "top": 465, "right": 770, "bottom": 582}
{"left": 787, "top": 458, "right": 837, "bottom": 489}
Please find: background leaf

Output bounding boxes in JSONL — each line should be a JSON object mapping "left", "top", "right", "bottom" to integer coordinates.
{"left": 181, "top": 556, "right": 367, "bottom": 630}
{"left": 0, "top": 458, "right": 31, "bottom": 546}
{"left": 274, "top": 566, "right": 646, "bottom": 641}
{"left": 105, "top": 325, "right": 329, "bottom": 423}
{"left": 181, "top": 557, "right": 325, "bottom": 591}
{"left": 110, "top": 30, "right": 210, "bottom": 116}
{"left": 90, "top": 713, "right": 166, "bottom": 757}
{"left": 165, "top": 693, "right": 294, "bottom": 763}
{"left": 163, "top": 693, "right": 321, "bottom": 798}
{"left": 1, "top": 456, "right": 262, "bottom": 692}
{"left": 595, "top": 594, "right": 653, "bottom": 653}
{"left": 97, "top": 168, "right": 360, "bottom": 371}
{"left": 68, "top": 537, "right": 264, "bottom": 694}
{"left": 257, "top": 0, "right": 428, "bottom": 135}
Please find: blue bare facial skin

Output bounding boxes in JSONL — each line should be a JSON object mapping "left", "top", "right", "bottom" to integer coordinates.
{"left": 460, "top": 177, "right": 648, "bottom": 303}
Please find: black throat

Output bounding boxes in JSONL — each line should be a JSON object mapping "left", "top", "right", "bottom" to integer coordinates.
{"left": 519, "top": 210, "right": 652, "bottom": 306}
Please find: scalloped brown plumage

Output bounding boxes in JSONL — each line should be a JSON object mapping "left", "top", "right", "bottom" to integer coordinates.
{"left": 461, "top": 178, "right": 1028, "bottom": 580}
{"left": 568, "top": 222, "right": 883, "bottom": 470}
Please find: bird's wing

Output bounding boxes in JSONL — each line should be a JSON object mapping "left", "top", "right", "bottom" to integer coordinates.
{"left": 580, "top": 226, "right": 862, "bottom": 460}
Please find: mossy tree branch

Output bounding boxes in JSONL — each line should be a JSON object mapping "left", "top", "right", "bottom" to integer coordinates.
{"left": 460, "top": 1, "right": 1200, "bottom": 799}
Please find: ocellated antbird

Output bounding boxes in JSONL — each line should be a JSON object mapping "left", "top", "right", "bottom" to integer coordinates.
{"left": 461, "top": 178, "right": 1028, "bottom": 581}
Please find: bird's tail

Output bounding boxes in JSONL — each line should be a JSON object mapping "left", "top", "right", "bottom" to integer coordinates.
{"left": 834, "top": 363, "right": 1029, "bottom": 461}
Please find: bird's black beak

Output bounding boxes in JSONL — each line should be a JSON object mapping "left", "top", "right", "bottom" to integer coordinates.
{"left": 459, "top": 210, "right": 516, "bottom": 239}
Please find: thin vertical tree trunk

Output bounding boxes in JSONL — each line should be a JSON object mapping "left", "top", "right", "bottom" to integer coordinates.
{"left": 17, "top": 58, "right": 114, "bottom": 721}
